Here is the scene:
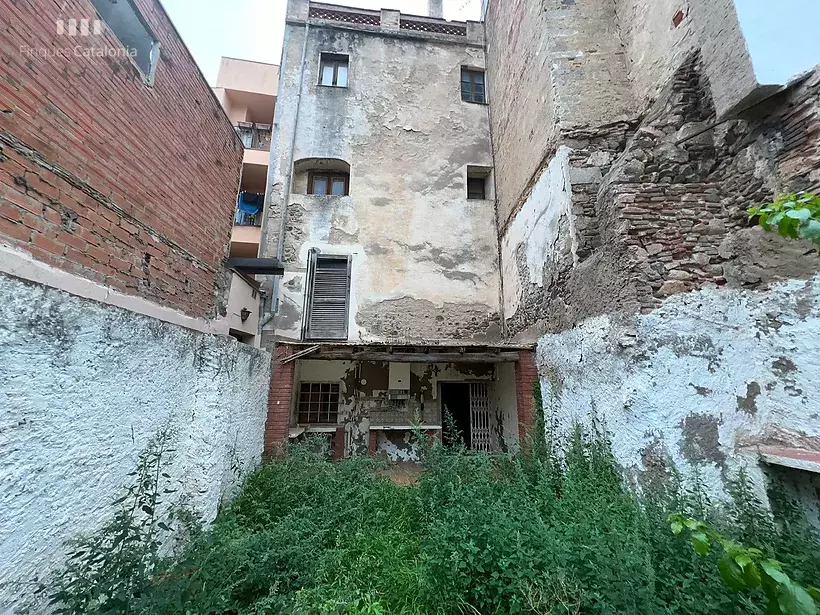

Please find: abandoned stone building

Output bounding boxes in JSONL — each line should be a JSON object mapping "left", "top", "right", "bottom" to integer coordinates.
{"left": 260, "top": 0, "right": 820, "bottom": 509}
{"left": 260, "top": 0, "right": 537, "bottom": 460}
{"left": 1, "top": 0, "right": 820, "bottom": 610}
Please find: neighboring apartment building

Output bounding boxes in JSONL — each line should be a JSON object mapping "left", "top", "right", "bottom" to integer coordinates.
{"left": 0, "top": 0, "right": 270, "bottom": 610}
{"left": 213, "top": 57, "right": 279, "bottom": 261}
{"left": 261, "top": 0, "right": 820, "bottom": 508}
{"left": 261, "top": 0, "right": 536, "bottom": 460}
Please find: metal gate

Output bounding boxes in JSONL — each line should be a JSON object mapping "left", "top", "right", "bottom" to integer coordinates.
{"left": 469, "top": 383, "right": 492, "bottom": 452}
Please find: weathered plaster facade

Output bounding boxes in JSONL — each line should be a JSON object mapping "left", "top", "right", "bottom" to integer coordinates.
{"left": 264, "top": 1, "right": 500, "bottom": 344}
{"left": 538, "top": 276, "right": 820, "bottom": 500}
{"left": 0, "top": 274, "right": 271, "bottom": 613}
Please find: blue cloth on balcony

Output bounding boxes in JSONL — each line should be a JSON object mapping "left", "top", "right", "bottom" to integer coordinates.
{"left": 238, "top": 192, "right": 261, "bottom": 215}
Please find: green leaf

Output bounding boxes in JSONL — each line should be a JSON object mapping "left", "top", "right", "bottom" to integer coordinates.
{"left": 777, "top": 582, "right": 817, "bottom": 615}
{"left": 742, "top": 560, "right": 762, "bottom": 590}
{"left": 718, "top": 555, "right": 747, "bottom": 592}
{"left": 691, "top": 531, "right": 711, "bottom": 556}
{"left": 800, "top": 219, "right": 820, "bottom": 241}
{"left": 786, "top": 208, "right": 811, "bottom": 221}
{"left": 670, "top": 519, "right": 684, "bottom": 535}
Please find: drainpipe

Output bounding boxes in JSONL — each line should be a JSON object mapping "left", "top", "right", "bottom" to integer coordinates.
{"left": 259, "top": 21, "right": 310, "bottom": 335}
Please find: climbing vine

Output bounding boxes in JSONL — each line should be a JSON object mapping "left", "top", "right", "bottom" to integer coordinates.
{"left": 748, "top": 192, "right": 820, "bottom": 250}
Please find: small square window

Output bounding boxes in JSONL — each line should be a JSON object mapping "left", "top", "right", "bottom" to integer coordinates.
{"left": 461, "top": 68, "right": 485, "bottom": 104}
{"left": 467, "top": 177, "right": 486, "bottom": 200}
{"left": 308, "top": 171, "right": 349, "bottom": 196}
{"left": 297, "top": 382, "right": 340, "bottom": 423}
{"left": 319, "top": 53, "right": 349, "bottom": 87}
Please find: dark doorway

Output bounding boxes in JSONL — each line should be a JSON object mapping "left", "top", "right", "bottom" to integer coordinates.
{"left": 440, "top": 382, "right": 471, "bottom": 449}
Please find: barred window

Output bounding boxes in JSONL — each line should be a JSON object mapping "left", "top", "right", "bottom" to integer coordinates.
{"left": 297, "top": 383, "right": 340, "bottom": 424}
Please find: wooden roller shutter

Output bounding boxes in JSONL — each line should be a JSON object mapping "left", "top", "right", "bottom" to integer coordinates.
{"left": 305, "top": 254, "right": 351, "bottom": 340}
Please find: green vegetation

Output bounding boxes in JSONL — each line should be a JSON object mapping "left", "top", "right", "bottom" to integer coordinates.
{"left": 749, "top": 192, "right": 820, "bottom": 250}
{"left": 48, "top": 404, "right": 819, "bottom": 614}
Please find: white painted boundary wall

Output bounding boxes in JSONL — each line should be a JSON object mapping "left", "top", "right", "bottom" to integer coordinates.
{"left": 0, "top": 273, "right": 271, "bottom": 614}
{"left": 537, "top": 276, "right": 820, "bottom": 501}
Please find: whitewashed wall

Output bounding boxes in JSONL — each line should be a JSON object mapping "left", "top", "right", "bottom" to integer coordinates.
{"left": 0, "top": 274, "right": 271, "bottom": 614}
{"left": 537, "top": 276, "right": 820, "bottom": 500}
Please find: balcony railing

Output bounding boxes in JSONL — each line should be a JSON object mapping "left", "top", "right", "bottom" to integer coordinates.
{"left": 236, "top": 122, "right": 272, "bottom": 150}
{"left": 235, "top": 192, "right": 264, "bottom": 226}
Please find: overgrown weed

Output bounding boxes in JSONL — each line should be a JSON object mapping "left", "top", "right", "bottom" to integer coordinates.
{"left": 48, "top": 415, "right": 819, "bottom": 615}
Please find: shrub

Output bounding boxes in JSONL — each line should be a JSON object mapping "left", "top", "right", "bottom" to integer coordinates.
{"left": 49, "top": 428, "right": 819, "bottom": 615}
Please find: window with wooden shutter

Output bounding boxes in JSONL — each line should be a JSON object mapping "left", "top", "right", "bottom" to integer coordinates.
{"left": 304, "top": 254, "right": 351, "bottom": 340}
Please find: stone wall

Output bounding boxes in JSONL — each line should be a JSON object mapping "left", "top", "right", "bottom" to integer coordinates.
{"left": 502, "top": 54, "right": 820, "bottom": 341}
{"left": 264, "top": 16, "right": 500, "bottom": 344}
{"left": 485, "top": 0, "right": 635, "bottom": 230}
{"left": 485, "top": 0, "right": 820, "bottom": 508}
{"left": 0, "top": 274, "right": 271, "bottom": 614}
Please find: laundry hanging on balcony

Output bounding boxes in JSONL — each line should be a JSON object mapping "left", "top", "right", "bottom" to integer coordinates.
{"left": 238, "top": 191, "right": 262, "bottom": 215}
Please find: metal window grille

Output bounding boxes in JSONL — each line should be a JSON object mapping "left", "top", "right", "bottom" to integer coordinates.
{"left": 297, "top": 382, "right": 340, "bottom": 424}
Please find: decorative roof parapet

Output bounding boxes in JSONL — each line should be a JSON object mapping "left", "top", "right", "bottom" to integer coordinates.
{"left": 287, "top": 0, "right": 484, "bottom": 46}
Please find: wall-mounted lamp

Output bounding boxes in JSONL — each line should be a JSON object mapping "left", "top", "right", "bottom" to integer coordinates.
{"left": 240, "top": 308, "right": 252, "bottom": 323}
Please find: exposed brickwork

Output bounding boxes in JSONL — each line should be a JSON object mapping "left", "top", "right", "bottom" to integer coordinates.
{"left": 515, "top": 350, "right": 538, "bottom": 443}
{"left": 264, "top": 344, "right": 297, "bottom": 459}
{"left": 368, "top": 430, "right": 378, "bottom": 454}
{"left": 333, "top": 427, "right": 345, "bottom": 460}
{"left": 504, "top": 54, "right": 820, "bottom": 337}
{"left": 0, "top": 0, "right": 242, "bottom": 318}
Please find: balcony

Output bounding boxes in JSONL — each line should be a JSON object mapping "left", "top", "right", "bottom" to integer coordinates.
{"left": 230, "top": 191, "right": 264, "bottom": 258}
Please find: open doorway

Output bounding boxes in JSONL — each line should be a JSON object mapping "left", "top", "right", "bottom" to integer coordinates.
{"left": 440, "top": 382, "right": 493, "bottom": 451}
{"left": 441, "top": 383, "right": 471, "bottom": 448}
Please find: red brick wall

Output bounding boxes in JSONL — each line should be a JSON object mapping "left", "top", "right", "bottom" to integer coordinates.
{"left": 264, "top": 344, "right": 297, "bottom": 459}
{"left": 515, "top": 350, "right": 538, "bottom": 443}
{"left": 0, "top": 0, "right": 243, "bottom": 318}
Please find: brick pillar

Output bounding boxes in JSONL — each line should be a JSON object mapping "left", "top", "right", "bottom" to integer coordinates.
{"left": 333, "top": 426, "right": 346, "bottom": 460}
{"left": 514, "top": 350, "right": 538, "bottom": 443}
{"left": 264, "top": 344, "right": 297, "bottom": 459}
{"left": 368, "top": 429, "right": 378, "bottom": 454}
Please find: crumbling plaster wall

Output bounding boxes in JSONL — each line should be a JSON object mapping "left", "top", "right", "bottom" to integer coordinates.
{"left": 0, "top": 275, "right": 271, "bottom": 614}
{"left": 264, "top": 24, "right": 500, "bottom": 344}
{"left": 537, "top": 276, "right": 820, "bottom": 499}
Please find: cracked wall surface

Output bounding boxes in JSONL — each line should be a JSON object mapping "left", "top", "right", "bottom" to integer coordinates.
{"left": 264, "top": 22, "right": 500, "bottom": 344}
{"left": 537, "top": 276, "right": 820, "bottom": 500}
{"left": 0, "top": 274, "right": 271, "bottom": 614}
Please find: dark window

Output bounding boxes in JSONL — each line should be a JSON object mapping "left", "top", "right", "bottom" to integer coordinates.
{"left": 297, "top": 382, "right": 340, "bottom": 424}
{"left": 319, "top": 53, "right": 349, "bottom": 87}
{"left": 461, "top": 68, "right": 485, "bottom": 104}
{"left": 467, "top": 177, "right": 486, "bottom": 200}
{"left": 308, "top": 171, "right": 349, "bottom": 195}
{"left": 305, "top": 254, "right": 351, "bottom": 340}
{"left": 90, "top": 0, "right": 159, "bottom": 81}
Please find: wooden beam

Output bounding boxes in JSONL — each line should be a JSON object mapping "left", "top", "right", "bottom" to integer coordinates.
{"left": 312, "top": 350, "right": 520, "bottom": 363}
